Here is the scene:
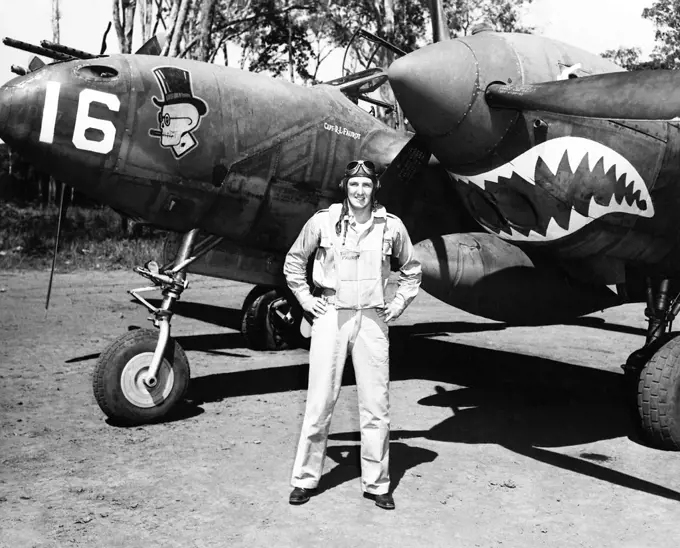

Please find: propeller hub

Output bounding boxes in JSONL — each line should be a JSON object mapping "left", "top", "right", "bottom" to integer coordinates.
{"left": 388, "top": 40, "right": 478, "bottom": 138}
{"left": 388, "top": 35, "right": 521, "bottom": 168}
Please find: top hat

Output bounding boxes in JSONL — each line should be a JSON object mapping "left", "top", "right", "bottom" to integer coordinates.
{"left": 152, "top": 66, "right": 207, "bottom": 115}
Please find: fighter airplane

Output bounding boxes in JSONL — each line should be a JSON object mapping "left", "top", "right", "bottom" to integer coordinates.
{"left": 2, "top": 2, "right": 680, "bottom": 451}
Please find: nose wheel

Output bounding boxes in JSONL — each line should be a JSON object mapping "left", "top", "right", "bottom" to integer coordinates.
{"left": 93, "top": 328, "right": 190, "bottom": 425}
{"left": 93, "top": 229, "right": 223, "bottom": 425}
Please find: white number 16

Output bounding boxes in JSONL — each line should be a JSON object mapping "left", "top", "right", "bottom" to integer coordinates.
{"left": 39, "top": 82, "right": 120, "bottom": 155}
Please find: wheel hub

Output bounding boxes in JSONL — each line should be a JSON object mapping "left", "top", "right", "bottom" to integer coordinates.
{"left": 121, "top": 352, "right": 175, "bottom": 408}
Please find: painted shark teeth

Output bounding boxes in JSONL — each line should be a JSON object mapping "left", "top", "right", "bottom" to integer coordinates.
{"left": 450, "top": 136, "right": 655, "bottom": 243}
{"left": 498, "top": 207, "right": 592, "bottom": 242}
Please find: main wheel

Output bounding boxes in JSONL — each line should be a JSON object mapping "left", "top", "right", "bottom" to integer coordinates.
{"left": 241, "top": 286, "right": 303, "bottom": 351}
{"left": 637, "top": 335, "right": 680, "bottom": 450}
{"left": 92, "top": 329, "right": 190, "bottom": 425}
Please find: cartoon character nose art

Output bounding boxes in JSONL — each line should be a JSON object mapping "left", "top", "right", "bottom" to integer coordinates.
{"left": 149, "top": 66, "right": 208, "bottom": 158}
{"left": 452, "top": 136, "right": 655, "bottom": 242}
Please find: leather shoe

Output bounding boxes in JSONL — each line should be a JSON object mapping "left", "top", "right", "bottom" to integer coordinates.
{"left": 364, "top": 492, "right": 395, "bottom": 510}
{"left": 289, "top": 487, "right": 315, "bottom": 505}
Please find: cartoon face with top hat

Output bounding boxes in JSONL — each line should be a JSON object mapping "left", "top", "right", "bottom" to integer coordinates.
{"left": 149, "top": 66, "right": 208, "bottom": 158}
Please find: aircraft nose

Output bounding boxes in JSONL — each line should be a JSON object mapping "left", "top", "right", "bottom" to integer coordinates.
{"left": 388, "top": 40, "right": 478, "bottom": 137}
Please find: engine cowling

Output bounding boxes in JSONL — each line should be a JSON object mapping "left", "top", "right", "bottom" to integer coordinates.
{"left": 414, "top": 233, "right": 619, "bottom": 324}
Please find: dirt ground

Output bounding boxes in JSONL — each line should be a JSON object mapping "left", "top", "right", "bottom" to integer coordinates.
{"left": 1, "top": 269, "right": 680, "bottom": 548}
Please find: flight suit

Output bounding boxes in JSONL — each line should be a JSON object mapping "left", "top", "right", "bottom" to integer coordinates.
{"left": 284, "top": 203, "right": 421, "bottom": 495}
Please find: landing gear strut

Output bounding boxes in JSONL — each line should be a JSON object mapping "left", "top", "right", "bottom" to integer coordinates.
{"left": 623, "top": 277, "right": 680, "bottom": 450}
{"left": 92, "top": 230, "right": 304, "bottom": 425}
{"left": 93, "top": 229, "right": 224, "bottom": 424}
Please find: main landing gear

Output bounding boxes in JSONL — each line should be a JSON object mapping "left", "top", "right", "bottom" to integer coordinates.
{"left": 92, "top": 229, "right": 304, "bottom": 425}
{"left": 623, "top": 277, "right": 680, "bottom": 450}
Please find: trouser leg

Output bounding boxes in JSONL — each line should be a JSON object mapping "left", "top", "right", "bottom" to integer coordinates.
{"left": 291, "top": 307, "right": 350, "bottom": 488}
{"left": 351, "top": 308, "right": 390, "bottom": 495}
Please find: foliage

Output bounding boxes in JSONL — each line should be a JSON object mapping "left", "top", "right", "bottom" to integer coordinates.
{"left": 600, "top": 1, "right": 680, "bottom": 70}
{"left": 443, "top": 0, "right": 534, "bottom": 37}
{"left": 601, "top": 47, "right": 643, "bottom": 70}
{"left": 235, "top": 0, "right": 316, "bottom": 80}
{"left": 108, "top": 0, "right": 534, "bottom": 82}
{"left": 0, "top": 203, "right": 166, "bottom": 271}
{"left": 642, "top": 0, "right": 680, "bottom": 69}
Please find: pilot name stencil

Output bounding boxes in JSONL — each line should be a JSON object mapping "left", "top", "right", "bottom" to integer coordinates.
{"left": 323, "top": 122, "right": 361, "bottom": 140}
{"left": 149, "top": 66, "right": 208, "bottom": 158}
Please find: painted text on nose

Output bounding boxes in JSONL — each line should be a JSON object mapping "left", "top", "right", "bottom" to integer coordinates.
{"left": 39, "top": 82, "right": 120, "bottom": 154}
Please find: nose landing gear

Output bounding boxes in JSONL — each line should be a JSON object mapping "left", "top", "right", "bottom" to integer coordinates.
{"left": 92, "top": 230, "right": 304, "bottom": 425}
{"left": 93, "top": 229, "right": 223, "bottom": 425}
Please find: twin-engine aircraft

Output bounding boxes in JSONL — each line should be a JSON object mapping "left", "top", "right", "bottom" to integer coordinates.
{"left": 3, "top": 5, "right": 680, "bottom": 451}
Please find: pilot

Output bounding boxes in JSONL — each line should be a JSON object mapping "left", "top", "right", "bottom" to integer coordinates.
{"left": 283, "top": 159, "right": 422, "bottom": 510}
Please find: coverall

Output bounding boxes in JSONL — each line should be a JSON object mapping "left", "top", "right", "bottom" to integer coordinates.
{"left": 284, "top": 202, "right": 421, "bottom": 495}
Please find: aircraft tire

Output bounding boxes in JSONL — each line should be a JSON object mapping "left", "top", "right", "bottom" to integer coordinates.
{"left": 92, "top": 329, "right": 190, "bottom": 425}
{"left": 241, "top": 288, "right": 292, "bottom": 351}
{"left": 637, "top": 336, "right": 680, "bottom": 451}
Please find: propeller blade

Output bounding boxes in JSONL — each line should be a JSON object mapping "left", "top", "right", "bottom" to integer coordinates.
{"left": 485, "top": 70, "right": 680, "bottom": 120}
{"left": 100, "top": 21, "right": 112, "bottom": 55}
{"left": 378, "top": 134, "right": 432, "bottom": 218}
{"left": 135, "top": 32, "right": 167, "bottom": 56}
{"left": 45, "top": 182, "right": 67, "bottom": 312}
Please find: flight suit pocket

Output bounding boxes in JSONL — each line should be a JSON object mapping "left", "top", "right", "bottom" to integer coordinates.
{"left": 313, "top": 236, "right": 336, "bottom": 287}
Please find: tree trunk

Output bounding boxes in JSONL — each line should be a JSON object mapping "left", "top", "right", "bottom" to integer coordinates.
{"left": 112, "top": 0, "right": 137, "bottom": 54}
{"left": 168, "top": 0, "right": 192, "bottom": 57}
{"left": 383, "top": 0, "right": 394, "bottom": 37}
{"left": 52, "top": 0, "right": 60, "bottom": 43}
{"left": 197, "top": 0, "right": 216, "bottom": 62}
{"left": 138, "top": 0, "right": 155, "bottom": 42}
{"left": 161, "top": 0, "right": 181, "bottom": 55}
{"left": 288, "top": 11, "right": 294, "bottom": 83}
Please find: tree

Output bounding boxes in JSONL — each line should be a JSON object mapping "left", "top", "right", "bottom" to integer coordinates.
{"left": 166, "top": 0, "right": 194, "bottom": 57}
{"left": 601, "top": 46, "right": 643, "bottom": 70}
{"left": 197, "top": 0, "right": 217, "bottom": 61}
{"left": 234, "top": 1, "right": 316, "bottom": 80}
{"left": 113, "top": 0, "right": 136, "bottom": 54}
{"left": 642, "top": 0, "right": 680, "bottom": 69}
{"left": 137, "top": 0, "right": 156, "bottom": 43}
{"left": 443, "top": 0, "right": 534, "bottom": 37}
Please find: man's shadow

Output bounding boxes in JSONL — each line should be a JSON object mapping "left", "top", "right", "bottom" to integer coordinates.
{"left": 317, "top": 441, "right": 438, "bottom": 495}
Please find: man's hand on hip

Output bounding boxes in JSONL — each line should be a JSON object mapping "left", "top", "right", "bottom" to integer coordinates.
{"left": 303, "top": 297, "right": 328, "bottom": 318}
{"left": 377, "top": 301, "right": 402, "bottom": 323}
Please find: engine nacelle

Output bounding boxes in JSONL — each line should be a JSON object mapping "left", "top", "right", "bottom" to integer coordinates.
{"left": 414, "top": 233, "right": 619, "bottom": 324}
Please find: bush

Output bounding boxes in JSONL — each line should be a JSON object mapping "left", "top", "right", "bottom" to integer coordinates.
{"left": 0, "top": 203, "right": 167, "bottom": 270}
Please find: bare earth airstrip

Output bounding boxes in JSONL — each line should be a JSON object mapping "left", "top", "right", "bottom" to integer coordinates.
{"left": 1, "top": 270, "right": 679, "bottom": 548}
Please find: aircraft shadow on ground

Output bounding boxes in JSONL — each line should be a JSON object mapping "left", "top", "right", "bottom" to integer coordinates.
{"left": 189, "top": 324, "right": 680, "bottom": 502}
{"left": 565, "top": 316, "right": 647, "bottom": 337}
{"left": 63, "top": 301, "right": 678, "bottom": 501}
{"left": 147, "top": 299, "right": 251, "bottom": 356}
{"left": 145, "top": 299, "right": 244, "bottom": 331}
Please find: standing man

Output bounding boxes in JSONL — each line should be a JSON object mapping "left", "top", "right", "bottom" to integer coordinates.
{"left": 283, "top": 159, "right": 422, "bottom": 510}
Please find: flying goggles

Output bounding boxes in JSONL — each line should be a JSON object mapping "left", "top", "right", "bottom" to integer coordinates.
{"left": 344, "top": 160, "right": 376, "bottom": 179}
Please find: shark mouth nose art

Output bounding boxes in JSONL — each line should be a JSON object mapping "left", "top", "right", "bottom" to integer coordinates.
{"left": 451, "top": 136, "right": 655, "bottom": 242}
